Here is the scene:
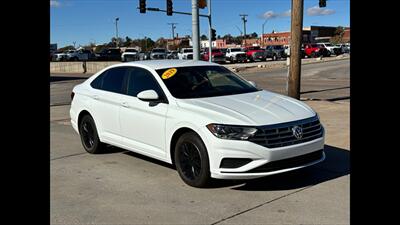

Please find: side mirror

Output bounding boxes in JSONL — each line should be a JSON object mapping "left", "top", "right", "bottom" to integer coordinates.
{"left": 137, "top": 90, "right": 159, "bottom": 101}
{"left": 248, "top": 81, "right": 257, "bottom": 87}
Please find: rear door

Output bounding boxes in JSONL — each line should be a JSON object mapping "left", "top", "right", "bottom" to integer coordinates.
{"left": 89, "top": 67, "right": 128, "bottom": 143}
{"left": 119, "top": 67, "right": 169, "bottom": 159}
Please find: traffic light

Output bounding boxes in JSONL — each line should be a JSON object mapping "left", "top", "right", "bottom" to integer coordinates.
{"left": 198, "top": 0, "right": 207, "bottom": 9}
{"left": 211, "top": 28, "right": 216, "bottom": 41}
{"left": 319, "top": 0, "right": 326, "bottom": 7}
{"left": 167, "top": 0, "right": 173, "bottom": 16}
{"left": 139, "top": 0, "right": 146, "bottom": 13}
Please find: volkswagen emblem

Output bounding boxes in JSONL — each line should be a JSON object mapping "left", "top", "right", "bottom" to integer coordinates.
{"left": 292, "top": 126, "right": 303, "bottom": 139}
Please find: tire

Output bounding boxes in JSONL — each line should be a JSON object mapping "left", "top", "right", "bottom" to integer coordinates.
{"left": 230, "top": 56, "right": 235, "bottom": 64}
{"left": 79, "top": 115, "right": 105, "bottom": 154}
{"left": 174, "top": 132, "right": 211, "bottom": 188}
{"left": 311, "top": 52, "right": 316, "bottom": 58}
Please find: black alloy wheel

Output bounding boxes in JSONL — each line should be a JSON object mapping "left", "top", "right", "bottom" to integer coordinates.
{"left": 79, "top": 115, "right": 105, "bottom": 154}
{"left": 175, "top": 132, "right": 211, "bottom": 188}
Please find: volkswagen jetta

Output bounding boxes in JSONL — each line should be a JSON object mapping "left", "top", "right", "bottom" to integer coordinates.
{"left": 70, "top": 60, "right": 325, "bottom": 187}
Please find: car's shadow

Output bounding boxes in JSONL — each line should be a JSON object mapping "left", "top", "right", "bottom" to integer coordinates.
{"left": 102, "top": 144, "right": 349, "bottom": 191}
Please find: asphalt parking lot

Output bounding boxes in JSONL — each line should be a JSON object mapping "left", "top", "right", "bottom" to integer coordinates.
{"left": 51, "top": 59, "right": 349, "bottom": 224}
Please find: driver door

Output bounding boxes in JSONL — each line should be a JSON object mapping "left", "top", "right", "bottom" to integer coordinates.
{"left": 119, "top": 67, "right": 169, "bottom": 159}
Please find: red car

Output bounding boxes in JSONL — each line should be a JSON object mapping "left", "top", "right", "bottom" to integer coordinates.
{"left": 304, "top": 43, "right": 330, "bottom": 58}
{"left": 201, "top": 48, "right": 225, "bottom": 63}
{"left": 244, "top": 46, "right": 266, "bottom": 62}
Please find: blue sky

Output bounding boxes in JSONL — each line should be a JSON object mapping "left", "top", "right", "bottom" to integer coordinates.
{"left": 50, "top": 0, "right": 350, "bottom": 47}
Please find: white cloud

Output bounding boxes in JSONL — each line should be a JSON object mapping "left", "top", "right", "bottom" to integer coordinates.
{"left": 261, "top": 9, "right": 291, "bottom": 19}
{"left": 307, "top": 6, "right": 335, "bottom": 16}
{"left": 282, "top": 9, "right": 291, "bottom": 17}
{"left": 262, "top": 11, "right": 279, "bottom": 19}
{"left": 50, "top": 0, "right": 61, "bottom": 8}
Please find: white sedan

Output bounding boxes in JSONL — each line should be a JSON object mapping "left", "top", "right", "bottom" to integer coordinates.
{"left": 70, "top": 60, "right": 325, "bottom": 187}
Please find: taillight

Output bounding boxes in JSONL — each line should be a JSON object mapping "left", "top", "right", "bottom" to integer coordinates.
{"left": 71, "top": 92, "right": 75, "bottom": 101}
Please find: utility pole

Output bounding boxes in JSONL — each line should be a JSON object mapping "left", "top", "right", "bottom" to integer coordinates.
{"left": 262, "top": 19, "right": 268, "bottom": 47}
{"left": 168, "top": 23, "right": 178, "bottom": 40}
{"left": 240, "top": 14, "right": 248, "bottom": 47}
{"left": 288, "top": 0, "right": 304, "bottom": 99}
{"left": 192, "top": 0, "right": 200, "bottom": 60}
{"left": 115, "top": 17, "right": 119, "bottom": 47}
{"left": 208, "top": 0, "right": 212, "bottom": 62}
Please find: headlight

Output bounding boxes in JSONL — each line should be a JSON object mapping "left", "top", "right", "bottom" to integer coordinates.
{"left": 206, "top": 124, "right": 258, "bottom": 140}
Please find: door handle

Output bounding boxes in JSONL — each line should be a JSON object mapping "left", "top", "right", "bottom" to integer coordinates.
{"left": 92, "top": 95, "right": 99, "bottom": 100}
{"left": 121, "top": 102, "right": 129, "bottom": 108}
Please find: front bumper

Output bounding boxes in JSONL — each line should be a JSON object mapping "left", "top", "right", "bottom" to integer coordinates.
{"left": 202, "top": 127, "right": 325, "bottom": 179}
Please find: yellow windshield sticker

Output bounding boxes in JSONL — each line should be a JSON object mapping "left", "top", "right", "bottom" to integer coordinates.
{"left": 162, "top": 68, "right": 177, "bottom": 79}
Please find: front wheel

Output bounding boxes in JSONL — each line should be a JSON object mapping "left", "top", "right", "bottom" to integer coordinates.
{"left": 174, "top": 132, "right": 211, "bottom": 188}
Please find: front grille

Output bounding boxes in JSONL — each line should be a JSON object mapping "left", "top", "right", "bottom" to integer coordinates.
{"left": 248, "top": 116, "right": 323, "bottom": 148}
{"left": 242, "top": 150, "right": 324, "bottom": 173}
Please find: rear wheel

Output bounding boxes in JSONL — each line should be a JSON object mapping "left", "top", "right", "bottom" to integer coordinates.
{"left": 79, "top": 115, "right": 105, "bottom": 154}
{"left": 174, "top": 132, "right": 211, "bottom": 188}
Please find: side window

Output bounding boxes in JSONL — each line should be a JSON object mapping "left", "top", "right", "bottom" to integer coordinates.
{"left": 99, "top": 67, "right": 127, "bottom": 94}
{"left": 126, "top": 68, "right": 163, "bottom": 97}
{"left": 90, "top": 71, "right": 106, "bottom": 89}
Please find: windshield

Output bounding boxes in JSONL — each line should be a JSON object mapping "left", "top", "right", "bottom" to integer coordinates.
{"left": 274, "top": 46, "right": 284, "bottom": 50}
{"left": 183, "top": 49, "right": 193, "bottom": 53}
{"left": 324, "top": 43, "right": 332, "bottom": 46}
{"left": 230, "top": 48, "right": 242, "bottom": 52}
{"left": 152, "top": 49, "right": 166, "bottom": 53}
{"left": 156, "top": 66, "right": 259, "bottom": 99}
{"left": 125, "top": 49, "right": 138, "bottom": 53}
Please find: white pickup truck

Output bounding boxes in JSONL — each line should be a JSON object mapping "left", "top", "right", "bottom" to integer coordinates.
{"left": 178, "top": 48, "right": 193, "bottom": 60}
{"left": 121, "top": 48, "right": 139, "bottom": 62}
{"left": 225, "top": 47, "right": 247, "bottom": 63}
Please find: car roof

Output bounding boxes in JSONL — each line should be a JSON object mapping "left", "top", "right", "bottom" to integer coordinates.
{"left": 115, "top": 59, "right": 220, "bottom": 70}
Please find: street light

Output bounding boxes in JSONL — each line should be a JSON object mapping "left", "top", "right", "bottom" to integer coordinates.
{"left": 262, "top": 19, "right": 268, "bottom": 47}
{"left": 115, "top": 17, "right": 119, "bottom": 47}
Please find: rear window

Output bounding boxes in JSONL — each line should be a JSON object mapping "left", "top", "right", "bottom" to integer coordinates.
{"left": 90, "top": 67, "right": 127, "bottom": 94}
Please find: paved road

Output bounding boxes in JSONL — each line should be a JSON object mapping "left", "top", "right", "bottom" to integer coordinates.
{"left": 50, "top": 59, "right": 349, "bottom": 106}
{"left": 241, "top": 59, "right": 350, "bottom": 101}
{"left": 51, "top": 101, "right": 349, "bottom": 225}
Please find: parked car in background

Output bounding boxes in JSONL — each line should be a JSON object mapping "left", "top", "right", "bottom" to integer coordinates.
{"left": 225, "top": 47, "right": 247, "bottom": 63}
{"left": 264, "top": 45, "right": 286, "bottom": 61}
{"left": 150, "top": 48, "right": 167, "bottom": 60}
{"left": 316, "top": 43, "right": 341, "bottom": 56}
{"left": 219, "top": 48, "right": 228, "bottom": 56}
{"left": 201, "top": 48, "right": 225, "bottom": 63}
{"left": 304, "top": 44, "right": 330, "bottom": 58}
{"left": 281, "top": 46, "right": 305, "bottom": 58}
{"left": 334, "top": 43, "right": 350, "bottom": 54}
{"left": 96, "top": 48, "right": 122, "bottom": 61}
{"left": 70, "top": 60, "right": 325, "bottom": 188}
{"left": 178, "top": 48, "right": 193, "bottom": 60}
{"left": 244, "top": 46, "right": 266, "bottom": 62}
{"left": 122, "top": 48, "right": 139, "bottom": 62}
{"left": 167, "top": 51, "right": 179, "bottom": 59}
{"left": 53, "top": 51, "right": 68, "bottom": 61}
{"left": 139, "top": 51, "right": 150, "bottom": 60}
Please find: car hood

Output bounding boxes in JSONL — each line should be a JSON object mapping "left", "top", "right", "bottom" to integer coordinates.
{"left": 175, "top": 90, "right": 316, "bottom": 126}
